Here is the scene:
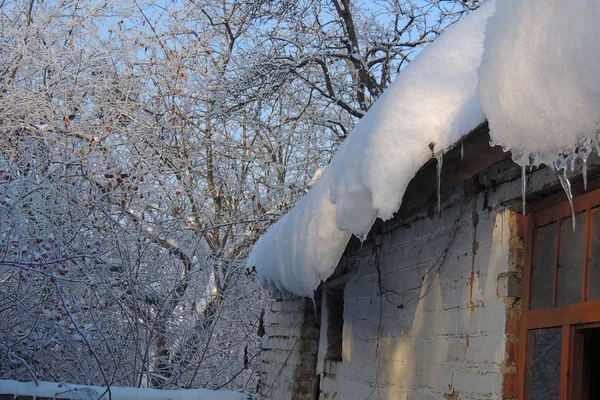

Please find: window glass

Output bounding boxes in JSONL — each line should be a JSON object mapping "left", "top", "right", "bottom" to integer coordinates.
{"left": 557, "top": 212, "right": 586, "bottom": 306}
{"left": 525, "top": 327, "right": 562, "bottom": 400}
{"left": 531, "top": 222, "right": 557, "bottom": 310}
{"left": 589, "top": 209, "right": 600, "bottom": 301}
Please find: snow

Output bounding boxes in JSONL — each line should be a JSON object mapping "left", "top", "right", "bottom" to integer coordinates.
{"left": 0, "top": 379, "right": 248, "bottom": 400}
{"left": 479, "top": 0, "right": 600, "bottom": 170}
{"left": 247, "top": 164, "right": 352, "bottom": 296}
{"left": 247, "top": 1, "right": 497, "bottom": 297}
{"left": 308, "top": 167, "right": 325, "bottom": 187}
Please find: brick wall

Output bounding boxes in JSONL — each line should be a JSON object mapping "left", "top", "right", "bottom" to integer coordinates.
{"left": 260, "top": 198, "right": 520, "bottom": 400}
{"left": 257, "top": 138, "right": 580, "bottom": 400}
{"left": 260, "top": 292, "right": 320, "bottom": 400}
{"left": 324, "top": 193, "right": 514, "bottom": 399}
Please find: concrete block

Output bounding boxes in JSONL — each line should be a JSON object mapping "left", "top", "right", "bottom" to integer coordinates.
{"left": 447, "top": 337, "right": 467, "bottom": 363}
{"left": 496, "top": 271, "right": 522, "bottom": 298}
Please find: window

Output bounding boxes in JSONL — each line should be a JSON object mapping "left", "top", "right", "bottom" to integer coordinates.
{"left": 324, "top": 286, "right": 344, "bottom": 362}
{"left": 520, "top": 188, "right": 600, "bottom": 399}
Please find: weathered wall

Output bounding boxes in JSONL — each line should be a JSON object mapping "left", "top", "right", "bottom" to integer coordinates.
{"left": 315, "top": 285, "right": 345, "bottom": 400}
{"left": 258, "top": 154, "right": 575, "bottom": 400}
{"left": 329, "top": 193, "right": 519, "bottom": 400}
{"left": 260, "top": 292, "right": 320, "bottom": 400}
{"left": 259, "top": 195, "right": 521, "bottom": 400}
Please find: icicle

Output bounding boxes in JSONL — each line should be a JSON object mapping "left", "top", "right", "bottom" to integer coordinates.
{"left": 521, "top": 165, "right": 527, "bottom": 216}
{"left": 436, "top": 152, "right": 443, "bottom": 216}
{"left": 358, "top": 234, "right": 367, "bottom": 247}
{"left": 581, "top": 138, "right": 593, "bottom": 191}
{"left": 556, "top": 169, "right": 576, "bottom": 231}
{"left": 583, "top": 157, "right": 588, "bottom": 191}
{"left": 460, "top": 140, "right": 464, "bottom": 161}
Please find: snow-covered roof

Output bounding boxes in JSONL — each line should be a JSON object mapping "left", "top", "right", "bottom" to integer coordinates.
{"left": 247, "top": 0, "right": 600, "bottom": 297}
{"left": 480, "top": 0, "right": 600, "bottom": 170}
{"left": 246, "top": 1, "right": 496, "bottom": 297}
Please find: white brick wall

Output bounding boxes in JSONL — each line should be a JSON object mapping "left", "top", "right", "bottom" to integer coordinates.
{"left": 260, "top": 292, "right": 320, "bottom": 400}
{"left": 261, "top": 192, "right": 523, "bottom": 400}
{"left": 326, "top": 193, "right": 513, "bottom": 399}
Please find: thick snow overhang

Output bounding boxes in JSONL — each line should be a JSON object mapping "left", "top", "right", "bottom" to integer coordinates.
{"left": 247, "top": 0, "right": 600, "bottom": 297}
{"left": 480, "top": 1, "right": 600, "bottom": 171}
{"left": 246, "top": 1, "right": 497, "bottom": 297}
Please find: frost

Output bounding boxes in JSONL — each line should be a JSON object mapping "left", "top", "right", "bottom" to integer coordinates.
{"left": 480, "top": 0, "right": 600, "bottom": 171}
{"left": 247, "top": 1, "right": 497, "bottom": 297}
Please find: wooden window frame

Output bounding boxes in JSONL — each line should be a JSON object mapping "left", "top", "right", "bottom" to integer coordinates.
{"left": 519, "top": 187, "right": 600, "bottom": 400}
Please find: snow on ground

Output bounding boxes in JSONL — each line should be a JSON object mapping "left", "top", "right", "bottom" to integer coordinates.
{"left": 480, "top": 0, "right": 600, "bottom": 170}
{"left": 0, "top": 379, "right": 249, "bottom": 400}
{"left": 247, "top": 1, "right": 497, "bottom": 297}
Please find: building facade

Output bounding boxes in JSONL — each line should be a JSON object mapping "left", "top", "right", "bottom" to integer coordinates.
{"left": 259, "top": 125, "right": 600, "bottom": 400}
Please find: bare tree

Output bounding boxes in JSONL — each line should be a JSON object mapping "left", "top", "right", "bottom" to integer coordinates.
{"left": 0, "top": 0, "right": 481, "bottom": 392}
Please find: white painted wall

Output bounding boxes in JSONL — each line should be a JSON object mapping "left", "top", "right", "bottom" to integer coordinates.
{"left": 261, "top": 294, "right": 320, "bottom": 400}
{"left": 322, "top": 194, "right": 513, "bottom": 400}
{"left": 261, "top": 192, "right": 526, "bottom": 400}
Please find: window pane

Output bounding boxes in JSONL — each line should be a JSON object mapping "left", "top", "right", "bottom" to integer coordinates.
{"left": 589, "top": 209, "right": 600, "bottom": 301}
{"left": 557, "top": 212, "right": 585, "bottom": 306}
{"left": 525, "top": 327, "right": 562, "bottom": 400}
{"left": 531, "top": 222, "right": 557, "bottom": 310}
